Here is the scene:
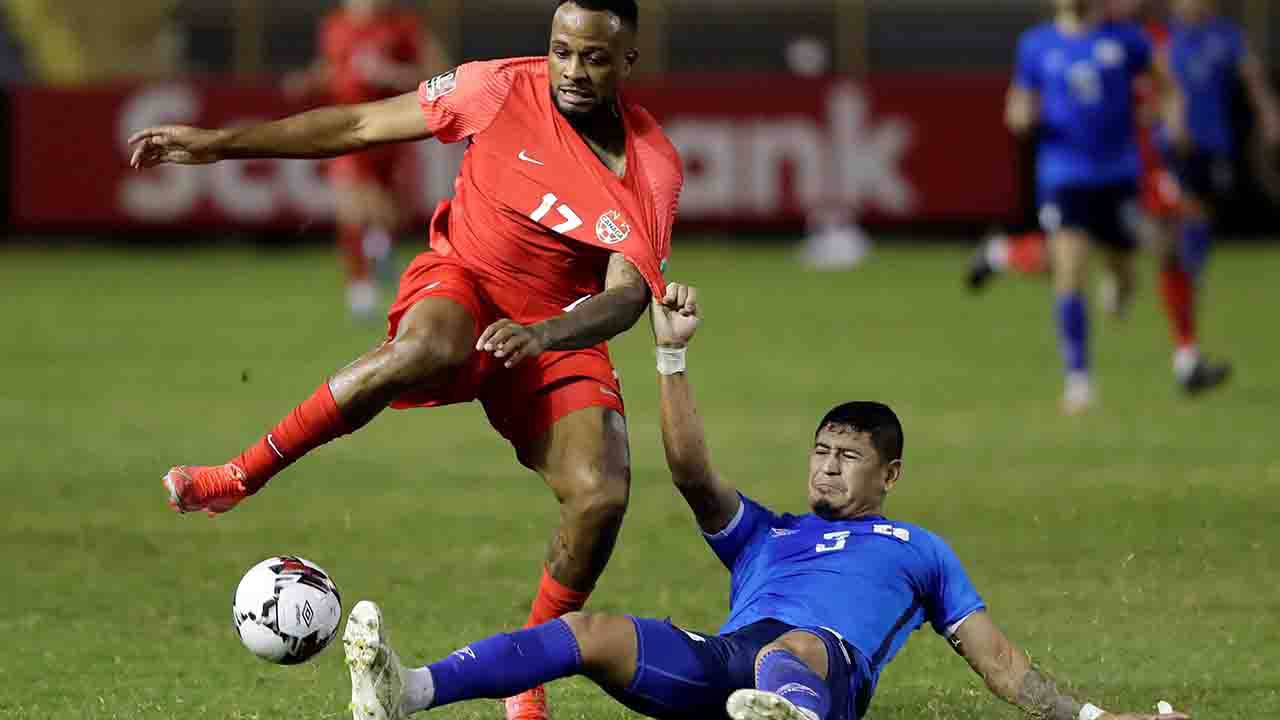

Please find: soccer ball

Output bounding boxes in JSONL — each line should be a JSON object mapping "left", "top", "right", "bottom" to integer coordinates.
{"left": 232, "top": 556, "right": 342, "bottom": 664}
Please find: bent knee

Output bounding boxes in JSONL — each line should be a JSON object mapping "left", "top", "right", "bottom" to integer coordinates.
{"left": 563, "top": 469, "right": 631, "bottom": 522}
{"left": 560, "top": 610, "right": 607, "bottom": 636}
{"left": 760, "top": 630, "right": 831, "bottom": 679}
{"left": 560, "top": 612, "right": 633, "bottom": 667}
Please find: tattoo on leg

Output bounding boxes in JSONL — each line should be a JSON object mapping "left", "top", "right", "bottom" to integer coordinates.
{"left": 1015, "top": 667, "right": 1082, "bottom": 720}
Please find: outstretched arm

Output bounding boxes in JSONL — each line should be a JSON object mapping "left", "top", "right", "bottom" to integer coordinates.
{"left": 128, "top": 90, "right": 430, "bottom": 167}
{"left": 476, "top": 253, "right": 650, "bottom": 368}
{"left": 950, "top": 611, "right": 1189, "bottom": 720}
{"left": 651, "top": 283, "right": 741, "bottom": 534}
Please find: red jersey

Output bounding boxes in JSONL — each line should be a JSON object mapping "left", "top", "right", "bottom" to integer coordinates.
{"left": 1134, "top": 22, "right": 1171, "bottom": 114}
{"left": 320, "top": 9, "right": 422, "bottom": 105}
{"left": 416, "top": 58, "right": 683, "bottom": 320}
{"left": 1134, "top": 21, "right": 1181, "bottom": 215}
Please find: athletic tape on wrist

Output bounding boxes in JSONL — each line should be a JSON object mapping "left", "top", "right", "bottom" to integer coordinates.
{"left": 1079, "top": 703, "right": 1107, "bottom": 720}
{"left": 656, "top": 346, "right": 687, "bottom": 375}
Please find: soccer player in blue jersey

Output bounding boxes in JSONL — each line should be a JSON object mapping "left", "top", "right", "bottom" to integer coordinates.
{"left": 339, "top": 283, "right": 1190, "bottom": 720}
{"left": 1163, "top": 0, "right": 1280, "bottom": 378}
{"left": 970, "top": 0, "right": 1236, "bottom": 398}
{"left": 1008, "top": 0, "right": 1180, "bottom": 413}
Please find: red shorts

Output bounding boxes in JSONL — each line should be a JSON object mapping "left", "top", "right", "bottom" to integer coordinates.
{"left": 328, "top": 144, "right": 413, "bottom": 188}
{"left": 384, "top": 252, "right": 625, "bottom": 449}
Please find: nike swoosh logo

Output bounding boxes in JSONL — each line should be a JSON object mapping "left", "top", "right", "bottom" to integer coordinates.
{"left": 423, "top": 281, "right": 442, "bottom": 291}
{"left": 518, "top": 150, "right": 545, "bottom": 166}
{"left": 563, "top": 295, "right": 592, "bottom": 312}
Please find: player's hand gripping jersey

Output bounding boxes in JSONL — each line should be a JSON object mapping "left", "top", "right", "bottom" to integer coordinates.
{"left": 388, "top": 58, "right": 683, "bottom": 445}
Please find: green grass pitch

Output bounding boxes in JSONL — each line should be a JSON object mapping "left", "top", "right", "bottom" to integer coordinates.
{"left": 2, "top": 239, "right": 1277, "bottom": 719}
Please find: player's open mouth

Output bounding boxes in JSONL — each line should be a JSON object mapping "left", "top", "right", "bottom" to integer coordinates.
{"left": 558, "top": 87, "right": 596, "bottom": 106}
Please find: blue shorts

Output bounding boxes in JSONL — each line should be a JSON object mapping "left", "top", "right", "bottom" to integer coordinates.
{"left": 1168, "top": 148, "right": 1234, "bottom": 200}
{"left": 607, "top": 617, "right": 873, "bottom": 720}
{"left": 1038, "top": 181, "right": 1140, "bottom": 250}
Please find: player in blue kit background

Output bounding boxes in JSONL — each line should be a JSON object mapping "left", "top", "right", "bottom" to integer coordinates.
{"left": 337, "top": 282, "right": 1190, "bottom": 720}
{"left": 1163, "top": 0, "right": 1280, "bottom": 363}
{"left": 1009, "top": 0, "right": 1188, "bottom": 414}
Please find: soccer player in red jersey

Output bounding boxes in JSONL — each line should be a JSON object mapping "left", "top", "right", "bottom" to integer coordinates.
{"left": 286, "top": 0, "right": 449, "bottom": 319}
{"left": 129, "top": 2, "right": 681, "bottom": 718}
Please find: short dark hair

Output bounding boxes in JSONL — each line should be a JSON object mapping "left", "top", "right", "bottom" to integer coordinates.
{"left": 815, "top": 402, "right": 904, "bottom": 463}
{"left": 556, "top": 0, "right": 639, "bottom": 31}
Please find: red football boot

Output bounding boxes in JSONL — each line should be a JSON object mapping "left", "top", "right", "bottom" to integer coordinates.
{"left": 163, "top": 464, "right": 249, "bottom": 515}
{"left": 504, "top": 685, "right": 549, "bottom": 720}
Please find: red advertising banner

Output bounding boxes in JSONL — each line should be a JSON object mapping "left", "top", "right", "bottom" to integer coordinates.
{"left": 8, "top": 74, "right": 1019, "bottom": 231}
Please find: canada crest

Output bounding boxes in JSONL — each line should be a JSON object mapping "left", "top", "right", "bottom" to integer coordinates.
{"left": 596, "top": 210, "right": 631, "bottom": 245}
{"left": 425, "top": 68, "right": 458, "bottom": 101}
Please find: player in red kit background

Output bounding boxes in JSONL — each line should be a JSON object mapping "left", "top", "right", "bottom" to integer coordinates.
{"left": 286, "top": 0, "right": 449, "bottom": 319}
{"left": 129, "top": 2, "right": 680, "bottom": 719}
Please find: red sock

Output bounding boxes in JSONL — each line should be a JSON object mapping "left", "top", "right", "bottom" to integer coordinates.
{"left": 233, "top": 383, "right": 352, "bottom": 494}
{"left": 338, "top": 223, "right": 370, "bottom": 282}
{"left": 1159, "top": 262, "right": 1197, "bottom": 349}
{"left": 1008, "top": 232, "right": 1048, "bottom": 275}
{"left": 524, "top": 566, "right": 592, "bottom": 628}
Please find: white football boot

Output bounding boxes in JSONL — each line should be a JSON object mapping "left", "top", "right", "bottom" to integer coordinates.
{"left": 726, "top": 689, "right": 820, "bottom": 720}
{"left": 345, "top": 601, "right": 408, "bottom": 720}
{"left": 1061, "top": 372, "right": 1094, "bottom": 417}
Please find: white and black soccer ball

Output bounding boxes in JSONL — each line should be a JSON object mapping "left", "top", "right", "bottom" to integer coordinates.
{"left": 233, "top": 556, "right": 342, "bottom": 665}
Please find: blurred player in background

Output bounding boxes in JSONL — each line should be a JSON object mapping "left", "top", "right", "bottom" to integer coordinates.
{"left": 337, "top": 285, "right": 1191, "bottom": 720}
{"left": 1003, "top": 0, "right": 1154, "bottom": 413}
{"left": 969, "top": 0, "right": 1163, "bottom": 292}
{"left": 1163, "top": 0, "right": 1280, "bottom": 367}
{"left": 130, "top": 2, "right": 682, "bottom": 719}
{"left": 970, "top": 0, "right": 1262, "bottom": 396}
{"left": 985, "top": 0, "right": 1220, "bottom": 413}
{"left": 286, "top": 0, "right": 449, "bottom": 319}
{"left": 1125, "top": 1, "right": 1206, "bottom": 387}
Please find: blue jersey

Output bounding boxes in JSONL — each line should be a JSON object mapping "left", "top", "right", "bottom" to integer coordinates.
{"left": 1170, "top": 18, "right": 1246, "bottom": 154}
{"left": 1015, "top": 22, "right": 1152, "bottom": 193}
{"left": 706, "top": 495, "right": 986, "bottom": 685}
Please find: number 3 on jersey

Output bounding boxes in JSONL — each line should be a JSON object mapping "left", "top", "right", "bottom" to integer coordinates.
{"left": 816, "top": 531, "right": 851, "bottom": 553}
{"left": 530, "top": 193, "right": 583, "bottom": 234}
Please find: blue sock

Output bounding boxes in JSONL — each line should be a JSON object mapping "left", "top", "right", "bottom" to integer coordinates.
{"left": 424, "top": 619, "right": 582, "bottom": 709}
{"left": 1180, "top": 219, "right": 1212, "bottom": 284}
{"left": 1055, "top": 292, "right": 1089, "bottom": 375}
{"left": 756, "top": 649, "right": 831, "bottom": 720}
